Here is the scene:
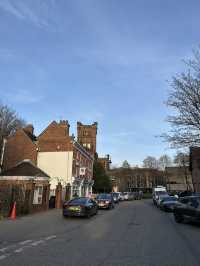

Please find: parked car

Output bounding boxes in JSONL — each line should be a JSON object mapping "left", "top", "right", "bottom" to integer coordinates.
{"left": 63, "top": 197, "right": 98, "bottom": 218}
{"left": 122, "top": 192, "right": 134, "bottom": 201}
{"left": 177, "top": 191, "right": 193, "bottom": 198}
{"left": 152, "top": 186, "right": 167, "bottom": 205}
{"left": 123, "top": 192, "right": 129, "bottom": 201}
{"left": 153, "top": 191, "right": 168, "bottom": 206}
{"left": 173, "top": 196, "right": 200, "bottom": 223}
{"left": 160, "top": 196, "right": 178, "bottom": 212}
{"left": 96, "top": 194, "right": 114, "bottom": 209}
{"left": 157, "top": 194, "right": 169, "bottom": 207}
{"left": 111, "top": 192, "right": 120, "bottom": 203}
{"left": 118, "top": 192, "right": 125, "bottom": 201}
{"left": 128, "top": 192, "right": 134, "bottom": 201}
{"left": 134, "top": 191, "right": 143, "bottom": 200}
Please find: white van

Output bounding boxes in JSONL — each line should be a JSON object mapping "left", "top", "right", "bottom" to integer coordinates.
{"left": 152, "top": 186, "right": 168, "bottom": 206}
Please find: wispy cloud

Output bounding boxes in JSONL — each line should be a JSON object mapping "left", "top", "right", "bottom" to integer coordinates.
{"left": 0, "top": 0, "right": 56, "bottom": 30}
{"left": 3, "top": 89, "right": 44, "bottom": 104}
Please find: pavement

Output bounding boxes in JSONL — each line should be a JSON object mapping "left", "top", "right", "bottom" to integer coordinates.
{"left": 0, "top": 200, "right": 200, "bottom": 266}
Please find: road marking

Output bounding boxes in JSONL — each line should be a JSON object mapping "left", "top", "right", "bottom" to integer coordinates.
{"left": 14, "top": 248, "right": 23, "bottom": 253}
{"left": 31, "top": 240, "right": 45, "bottom": 246}
{"left": 0, "top": 245, "right": 14, "bottom": 252}
{"left": 19, "top": 240, "right": 32, "bottom": 245}
{"left": 0, "top": 253, "right": 10, "bottom": 260}
{"left": 45, "top": 235, "right": 56, "bottom": 240}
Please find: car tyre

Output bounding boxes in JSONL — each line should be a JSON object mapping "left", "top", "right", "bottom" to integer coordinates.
{"left": 86, "top": 213, "right": 91, "bottom": 218}
{"left": 108, "top": 204, "right": 113, "bottom": 210}
{"left": 174, "top": 213, "right": 184, "bottom": 223}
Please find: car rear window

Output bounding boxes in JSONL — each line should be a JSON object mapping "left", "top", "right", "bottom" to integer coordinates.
{"left": 69, "top": 198, "right": 88, "bottom": 204}
{"left": 97, "top": 194, "right": 111, "bottom": 200}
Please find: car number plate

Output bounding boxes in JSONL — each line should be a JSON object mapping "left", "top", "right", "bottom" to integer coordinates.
{"left": 69, "top": 207, "right": 79, "bottom": 211}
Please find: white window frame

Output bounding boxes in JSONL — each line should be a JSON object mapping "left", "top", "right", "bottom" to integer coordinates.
{"left": 33, "top": 185, "right": 43, "bottom": 205}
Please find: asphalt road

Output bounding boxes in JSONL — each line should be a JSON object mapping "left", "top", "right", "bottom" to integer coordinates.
{"left": 0, "top": 200, "right": 200, "bottom": 266}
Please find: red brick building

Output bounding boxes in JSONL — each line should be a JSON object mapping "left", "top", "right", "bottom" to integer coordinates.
{"left": 2, "top": 125, "right": 37, "bottom": 171}
{"left": 0, "top": 160, "right": 50, "bottom": 217}
{"left": 1, "top": 120, "right": 94, "bottom": 198}
{"left": 77, "top": 122, "right": 98, "bottom": 156}
{"left": 98, "top": 155, "right": 112, "bottom": 171}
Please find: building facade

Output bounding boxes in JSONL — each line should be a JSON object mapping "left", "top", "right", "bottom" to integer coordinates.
{"left": 1, "top": 120, "right": 94, "bottom": 199}
{"left": 1, "top": 125, "right": 37, "bottom": 171}
{"left": 77, "top": 122, "right": 98, "bottom": 156}
{"left": 165, "top": 166, "right": 193, "bottom": 192}
{"left": 108, "top": 167, "right": 166, "bottom": 193}
{"left": 0, "top": 160, "right": 50, "bottom": 217}
{"left": 190, "top": 147, "right": 200, "bottom": 192}
{"left": 98, "top": 154, "right": 112, "bottom": 171}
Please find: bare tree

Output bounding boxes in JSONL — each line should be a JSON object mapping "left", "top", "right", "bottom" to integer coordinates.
{"left": 143, "top": 156, "right": 158, "bottom": 169}
{"left": 0, "top": 103, "right": 26, "bottom": 153}
{"left": 158, "top": 154, "right": 172, "bottom": 170}
{"left": 163, "top": 49, "right": 200, "bottom": 148}
{"left": 174, "top": 152, "right": 191, "bottom": 191}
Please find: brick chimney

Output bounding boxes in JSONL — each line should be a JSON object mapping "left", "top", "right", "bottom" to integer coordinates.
{"left": 23, "top": 124, "right": 34, "bottom": 135}
{"left": 59, "top": 120, "right": 70, "bottom": 135}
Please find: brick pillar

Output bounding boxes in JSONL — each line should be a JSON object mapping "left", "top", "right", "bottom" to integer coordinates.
{"left": 46, "top": 184, "right": 50, "bottom": 210}
{"left": 30, "top": 181, "right": 36, "bottom": 214}
{"left": 65, "top": 184, "right": 71, "bottom": 201}
{"left": 55, "top": 182, "right": 62, "bottom": 209}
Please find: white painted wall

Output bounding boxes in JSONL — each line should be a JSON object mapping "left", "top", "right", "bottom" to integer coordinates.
{"left": 37, "top": 152, "right": 73, "bottom": 190}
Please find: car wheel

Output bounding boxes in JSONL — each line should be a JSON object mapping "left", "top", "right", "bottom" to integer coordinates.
{"left": 86, "top": 211, "right": 91, "bottom": 218}
{"left": 109, "top": 204, "right": 113, "bottom": 210}
{"left": 174, "top": 213, "right": 184, "bottom": 223}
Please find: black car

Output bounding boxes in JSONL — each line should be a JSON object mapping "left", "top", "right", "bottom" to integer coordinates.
{"left": 111, "top": 192, "right": 120, "bottom": 204}
{"left": 63, "top": 197, "right": 98, "bottom": 218}
{"left": 160, "top": 196, "right": 178, "bottom": 212}
{"left": 96, "top": 194, "right": 114, "bottom": 209}
{"left": 173, "top": 196, "right": 200, "bottom": 223}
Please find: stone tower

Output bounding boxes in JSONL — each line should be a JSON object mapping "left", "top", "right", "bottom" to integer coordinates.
{"left": 77, "top": 122, "right": 98, "bottom": 156}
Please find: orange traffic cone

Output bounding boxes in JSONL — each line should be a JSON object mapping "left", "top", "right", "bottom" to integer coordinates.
{"left": 10, "top": 201, "right": 16, "bottom": 220}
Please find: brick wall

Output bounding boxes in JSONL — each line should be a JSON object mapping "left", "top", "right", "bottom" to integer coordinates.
{"left": 0, "top": 180, "right": 49, "bottom": 217}
{"left": 77, "top": 122, "right": 97, "bottom": 155}
{"left": 38, "top": 121, "right": 73, "bottom": 152}
{"left": 72, "top": 145, "right": 93, "bottom": 179}
{"left": 3, "top": 130, "right": 37, "bottom": 171}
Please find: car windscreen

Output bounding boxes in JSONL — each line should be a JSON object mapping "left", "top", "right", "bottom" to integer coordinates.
{"left": 162, "top": 197, "right": 177, "bottom": 202}
{"left": 97, "top": 194, "right": 111, "bottom": 200}
{"left": 112, "top": 193, "right": 118, "bottom": 197}
{"left": 156, "top": 191, "right": 168, "bottom": 195}
{"left": 191, "top": 197, "right": 200, "bottom": 208}
{"left": 69, "top": 198, "right": 88, "bottom": 205}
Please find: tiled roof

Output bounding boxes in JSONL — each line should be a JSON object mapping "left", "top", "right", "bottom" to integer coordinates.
{"left": 1, "top": 160, "right": 49, "bottom": 177}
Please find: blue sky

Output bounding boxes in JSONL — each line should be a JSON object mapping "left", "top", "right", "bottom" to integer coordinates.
{"left": 0, "top": 0, "right": 199, "bottom": 166}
